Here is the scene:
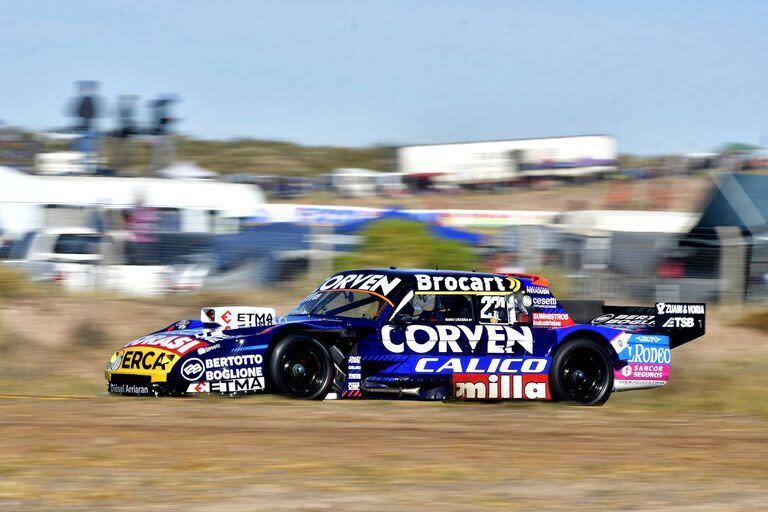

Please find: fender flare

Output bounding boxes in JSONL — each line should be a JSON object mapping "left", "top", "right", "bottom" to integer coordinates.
{"left": 551, "top": 329, "right": 621, "bottom": 362}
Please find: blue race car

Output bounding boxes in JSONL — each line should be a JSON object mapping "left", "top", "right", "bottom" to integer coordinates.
{"left": 105, "top": 268, "right": 705, "bottom": 405}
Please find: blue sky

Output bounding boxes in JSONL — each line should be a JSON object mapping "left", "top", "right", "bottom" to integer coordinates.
{"left": 1, "top": 1, "right": 767, "bottom": 153}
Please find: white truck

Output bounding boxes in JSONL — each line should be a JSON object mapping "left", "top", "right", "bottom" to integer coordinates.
{"left": 4, "top": 227, "right": 173, "bottom": 295}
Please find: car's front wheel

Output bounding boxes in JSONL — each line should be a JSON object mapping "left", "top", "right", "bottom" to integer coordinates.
{"left": 549, "top": 338, "right": 613, "bottom": 405}
{"left": 269, "top": 334, "right": 335, "bottom": 400}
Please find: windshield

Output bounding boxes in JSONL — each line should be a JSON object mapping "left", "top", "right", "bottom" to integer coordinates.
{"left": 54, "top": 234, "right": 102, "bottom": 255}
{"left": 290, "top": 290, "right": 389, "bottom": 319}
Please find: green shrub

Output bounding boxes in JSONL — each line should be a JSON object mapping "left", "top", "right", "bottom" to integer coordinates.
{"left": 336, "top": 220, "right": 477, "bottom": 272}
{"left": 71, "top": 321, "right": 108, "bottom": 348}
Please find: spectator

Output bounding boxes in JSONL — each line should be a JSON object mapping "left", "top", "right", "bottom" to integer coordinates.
{"left": 126, "top": 192, "right": 160, "bottom": 264}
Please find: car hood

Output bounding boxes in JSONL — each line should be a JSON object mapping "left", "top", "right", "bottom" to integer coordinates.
{"left": 105, "top": 315, "right": 378, "bottom": 384}
{"left": 219, "top": 315, "right": 378, "bottom": 335}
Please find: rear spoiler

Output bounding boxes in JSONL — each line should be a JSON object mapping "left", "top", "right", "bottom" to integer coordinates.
{"left": 561, "top": 300, "right": 706, "bottom": 349}
{"left": 654, "top": 302, "right": 706, "bottom": 348}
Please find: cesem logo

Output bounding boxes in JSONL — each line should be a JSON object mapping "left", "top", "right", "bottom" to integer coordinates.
{"left": 221, "top": 310, "right": 232, "bottom": 325}
{"left": 181, "top": 358, "right": 205, "bottom": 381}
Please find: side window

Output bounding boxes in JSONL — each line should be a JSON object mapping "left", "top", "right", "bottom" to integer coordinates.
{"left": 478, "top": 295, "right": 509, "bottom": 324}
{"left": 478, "top": 292, "right": 532, "bottom": 324}
{"left": 398, "top": 294, "right": 473, "bottom": 323}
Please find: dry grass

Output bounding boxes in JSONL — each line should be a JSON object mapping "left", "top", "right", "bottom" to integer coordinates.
{"left": 737, "top": 307, "right": 768, "bottom": 332}
{"left": 0, "top": 267, "right": 42, "bottom": 299}
{"left": 0, "top": 398, "right": 766, "bottom": 511}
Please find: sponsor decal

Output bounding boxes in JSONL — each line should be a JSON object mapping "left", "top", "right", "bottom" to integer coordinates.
{"left": 404, "top": 356, "right": 549, "bottom": 374}
{"left": 532, "top": 312, "right": 573, "bottom": 328}
{"left": 203, "top": 353, "right": 264, "bottom": 381}
{"left": 530, "top": 296, "right": 558, "bottom": 308}
{"left": 318, "top": 273, "right": 402, "bottom": 296}
{"left": 633, "top": 335, "right": 665, "bottom": 344}
{"left": 453, "top": 374, "right": 550, "bottom": 400}
{"left": 381, "top": 324, "right": 534, "bottom": 354}
{"left": 524, "top": 284, "right": 558, "bottom": 309}
{"left": 614, "top": 379, "right": 667, "bottom": 391}
{"left": 590, "top": 314, "right": 655, "bottom": 327}
{"left": 202, "top": 307, "right": 275, "bottom": 329}
{"left": 186, "top": 381, "right": 210, "bottom": 393}
{"left": 591, "top": 313, "right": 614, "bottom": 324}
{"left": 120, "top": 349, "right": 176, "bottom": 371}
{"left": 627, "top": 343, "right": 670, "bottom": 364}
{"left": 123, "top": 334, "right": 206, "bottom": 356}
{"left": 201, "top": 307, "right": 275, "bottom": 329}
{"left": 656, "top": 303, "right": 705, "bottom": 315}
{"left": 661, "top": 317, "right": 696, "bottom": 328}
{"left": 347, "top": 355, "right": 362, "bottom": 389}
{"left": 210, "top": 377, "right": 265, "bottom": 393}
{"left": 175, "top": 320, "right": 190, "bottom": 330}
{"left": 236, "top": 310, "right": 273, "bottom": 327}
{"left": 109, "top": 352, "right": 123, "bottom": 371}
{"left": 109, "top": 383, "right": 151, "bottom": 395}
{"left": 197, "top": 331, "right": 228, "bottom": 343}
{"left": 205, "top": 354, "right": 263, "bottom": 368}
{"left": 617, "top": 363, "right": 670, "bottom": 380}
{"left": 181, "top": 358, "right": 205, "bottom": 381}
{"left": 478, "top": 295, "right": 507, "bottom": 323}
{"left": 197, "top": 343, "right": 221, "bottom": 355}
{"left": 610, "top": 332, "right": 631, "bottom": 355}
{"left": 414, "top": 274, "right": 521, "bottom": 293}
{"left": 206, "top": 366, "right": 262, "bottom": 381}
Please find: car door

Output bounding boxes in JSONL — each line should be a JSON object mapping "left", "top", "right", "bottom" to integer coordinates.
{"left": 475, "top": 292, "right": 535, "bottom": 356}
{"left": 381, "top": 292, "right": 476, "bottom": 355}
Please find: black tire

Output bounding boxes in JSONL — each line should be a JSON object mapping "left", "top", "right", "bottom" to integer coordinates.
{"left": 269, "top": 334, "right": 335, "bottom": 400}
{"left": 549, "top": 338, "right": 613, "bottom": 405}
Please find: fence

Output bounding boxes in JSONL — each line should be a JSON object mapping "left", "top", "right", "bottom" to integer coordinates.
{"left": 1, "top": 199, "right": 764, "bottom": 303}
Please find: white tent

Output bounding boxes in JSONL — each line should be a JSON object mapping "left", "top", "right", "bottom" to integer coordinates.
{"left": 155, "top": 161, "right": 219, "bottom": 180}
{"left": 0, "top": 166, "right": 265, "bottom": 236}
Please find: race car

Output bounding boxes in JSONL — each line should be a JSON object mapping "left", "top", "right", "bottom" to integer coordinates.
{"left": 105, "top": 268, "right": 705, "bottom": 405}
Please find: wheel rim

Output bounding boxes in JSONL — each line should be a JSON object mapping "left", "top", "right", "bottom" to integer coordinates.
{"left": 279, "top": 344, "right": 328, "bottom": 397}
{"left": 561, "top": 347, "right": 608, "bottom": 403}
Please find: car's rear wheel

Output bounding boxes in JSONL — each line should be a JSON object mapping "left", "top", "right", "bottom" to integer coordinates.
{"left": 269, "top": 334, "right": 335, "bottom": 400}
{"left": 549, "top": 338, "right": 613, "bottom": 405}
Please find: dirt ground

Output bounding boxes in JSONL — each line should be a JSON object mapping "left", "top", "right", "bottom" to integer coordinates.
{"left": 0, "top": 296, "right": 766, "bottom": 511}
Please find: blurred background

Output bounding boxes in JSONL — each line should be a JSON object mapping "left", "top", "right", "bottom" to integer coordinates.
{"left": 1, "top": 2, "right": 766, "bottom": 511}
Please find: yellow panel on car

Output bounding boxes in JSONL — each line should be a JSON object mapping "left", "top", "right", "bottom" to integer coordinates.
{"left": 108, "top": 348, "right": 180, "bottom": 383}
